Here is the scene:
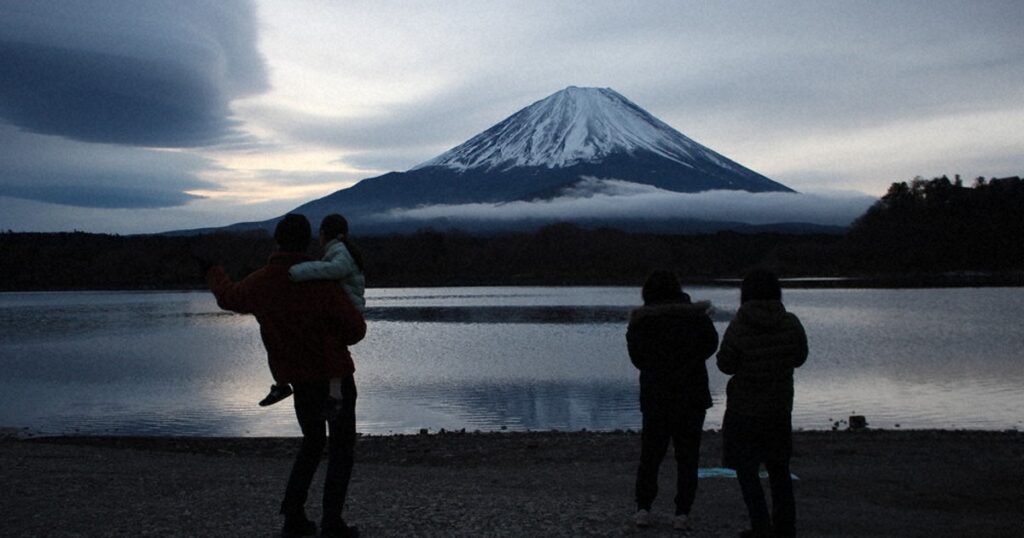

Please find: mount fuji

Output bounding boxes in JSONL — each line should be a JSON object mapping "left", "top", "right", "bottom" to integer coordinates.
{"left": 214, "top": 86, "right": 807, "bottom": 234}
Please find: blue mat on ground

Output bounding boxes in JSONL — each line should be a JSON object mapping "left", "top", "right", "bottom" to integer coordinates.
{"left": 698, "top": 467, "right": 799, "bottom": 480}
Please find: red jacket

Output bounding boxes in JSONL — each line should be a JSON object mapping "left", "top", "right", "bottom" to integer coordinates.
{"left": 206, "top": 252, "right": 367, "bottom": 384}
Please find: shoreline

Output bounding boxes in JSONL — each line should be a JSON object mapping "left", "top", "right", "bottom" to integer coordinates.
{"left": 4, "top": 429, "right": 1020, "bottom": 536}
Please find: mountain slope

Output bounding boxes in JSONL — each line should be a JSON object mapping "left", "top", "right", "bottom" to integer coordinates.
{"left": 415, "top": 86, "right": 775, "bottom": 181}
{"left": 195, "top": 86, "right": 797, "bottom": 235}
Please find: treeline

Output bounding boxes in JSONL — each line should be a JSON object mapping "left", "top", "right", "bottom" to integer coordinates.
{"left": 846, "top": 175, "right": 1024, "bottom": 272}
{"left": 358, "top": 224, "right": 848, "bottom": 286}
{"left": 0, "top": 226, "right": 845, "bottom": 290}
{"left": 1, "top": 175, "right": 1020, "bottom": 291}
{"left": 0, "top": 231, "right": 275, "bottom": 290}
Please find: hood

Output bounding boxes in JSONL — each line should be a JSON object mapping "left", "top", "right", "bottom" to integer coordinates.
{"left": 630, "top": 299, "right": 712, "bottom": 323}
{"left": 323, "top": 238, "right": 347, "bottom": 256}
{"left": 736, "top": 300, "right": 788, "bottom": 328}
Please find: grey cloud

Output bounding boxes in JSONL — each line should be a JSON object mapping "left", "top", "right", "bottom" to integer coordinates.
{"left": 0, "top": 194, "right": 294, "bottom": 234}
{"left": 374, "top": 178, "right": 875, "bottom": 228}
{"left": 0, "top": 126, "right": 215, "bottom": 208}
{"left": 624, "top": 2, "right": 1024, "bottom": 137}
{"left": 0, "top": 0, "right": 267, "bottom": 147}
{"left": 334, "top": 150, "right": 443, "bottom": 173}
{"left": 246, "top": 81, "right": 539, "bottom": 172}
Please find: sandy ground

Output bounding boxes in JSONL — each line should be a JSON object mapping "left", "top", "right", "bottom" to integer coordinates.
{"left": 1, "top": 429, "right": 1021, "bottom": 537}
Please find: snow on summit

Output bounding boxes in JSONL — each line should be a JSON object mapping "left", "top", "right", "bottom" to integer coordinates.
{"left": 415, "top": 86, "right": 739, "bottom": 172}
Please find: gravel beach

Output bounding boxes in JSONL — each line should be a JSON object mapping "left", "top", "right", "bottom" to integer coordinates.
{"left": 2, "top": 429, "right": 1021, "bottom": 537}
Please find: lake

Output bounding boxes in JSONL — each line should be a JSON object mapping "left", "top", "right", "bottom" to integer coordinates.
{"left": 0, "top": 287, "right": 1021, "bottom": 436}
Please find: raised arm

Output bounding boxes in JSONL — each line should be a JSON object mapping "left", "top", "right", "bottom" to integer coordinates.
{"left": 206, "top": 266, "right": 258, "bottom": 314}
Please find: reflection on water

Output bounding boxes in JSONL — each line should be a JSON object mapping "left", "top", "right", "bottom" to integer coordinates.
{"left": 0, "top": 287, "right": 1021, "bottom": 436}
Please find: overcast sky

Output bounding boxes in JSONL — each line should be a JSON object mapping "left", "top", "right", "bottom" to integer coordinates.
{"left": 0, "top": 0, "right": 1020, "bottom": 233}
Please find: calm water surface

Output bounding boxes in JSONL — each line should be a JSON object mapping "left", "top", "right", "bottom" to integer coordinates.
{"left": 0, "top": 287, "right": 1020, "bottom": 436}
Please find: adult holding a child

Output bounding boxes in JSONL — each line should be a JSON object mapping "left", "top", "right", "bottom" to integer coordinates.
{"left": 260, "top": 213, "right": 367, "bottom": 422}
{"left": 203, "top": 213, "right": 365, "bottom": 538}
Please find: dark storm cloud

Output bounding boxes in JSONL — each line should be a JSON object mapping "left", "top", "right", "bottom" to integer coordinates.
{"left": 0, "top": 0, "right": 267, "bottom": 147}
{"left": 0, "top": 126, "right": 216, "bottom": 208}
{"left": 0, "top": 0, "right": 266, "bottom": 208}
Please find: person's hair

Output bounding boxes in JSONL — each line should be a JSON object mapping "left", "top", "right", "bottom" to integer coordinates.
{"left": 740, "top": 269, "right": 782, "bottom": 304}
{"left": 319, "top": 213, "right": 365, "bottom": 271}
{"left": 641, "top": 270, "right": 685, "bottom": 305}
{"left": 273, "top": 213, "right": 311, "bottom": 252}
{"left": 320, "top": 213, "right": 349, "bottom": 239}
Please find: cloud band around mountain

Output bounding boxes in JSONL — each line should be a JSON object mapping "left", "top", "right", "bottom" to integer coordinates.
{"left": 373, "top": 178, "right": 875, "bottom": 228}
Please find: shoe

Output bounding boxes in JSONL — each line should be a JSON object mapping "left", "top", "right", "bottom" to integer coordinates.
{"left": 673, "top": 513, "right": 690, "bottom": 531}
{"left": 738, "top": 529, "right": 770, "bottom": 538}
{"left": 635, "top": 509, "right": 652, "bottom": 528}
{"left": 281, "top": 513, "right": 316, "bottom": 537}
{"left": 322, "top": 396, "right": 344, "bottom": 421}
{"left": 260, "top": 384, "right": 293, "bottom": 407}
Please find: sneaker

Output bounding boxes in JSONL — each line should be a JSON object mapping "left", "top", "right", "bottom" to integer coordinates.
{"left": 635, "top": 509, "right": 652, "bottom": 528}
{"left": 260, "top": 384, "right": 293, "bottom": 407}
{"left": 322, "top": 396, "right": 344, "bottom": 421}
{"left": 281, "top": 513, "right": 316, "bottom": 537}
{"left": 673, "top": 514, "right": 690, "bottom": 531}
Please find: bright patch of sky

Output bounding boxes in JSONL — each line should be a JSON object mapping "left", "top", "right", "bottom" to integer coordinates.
{"left": 0, "top": 0, "right": 1020, "bottom": 233}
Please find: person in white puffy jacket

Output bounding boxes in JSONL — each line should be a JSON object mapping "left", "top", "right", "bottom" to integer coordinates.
{"left": 289, "top": 214, "right": 366, "bottom": 314}
{"left": 258, "top": 213, "right": 366, "bottom": 418}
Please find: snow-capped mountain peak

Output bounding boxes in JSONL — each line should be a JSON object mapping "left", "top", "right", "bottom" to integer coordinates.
{"left": 413, "top": 86, "right": 737, "bottom": 172}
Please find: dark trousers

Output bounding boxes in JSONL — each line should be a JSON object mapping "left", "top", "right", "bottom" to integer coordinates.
{"left": 736, "top": 461, "right": 795, "bottom": 536}
{"left": 635, "top": 407, "right": 706, "bottom": 514}
{"left": 280, "top": 376, "right": 357, "bottom": 527}
{"left": 723, "top": 410, "right": 795, "bottom": 536}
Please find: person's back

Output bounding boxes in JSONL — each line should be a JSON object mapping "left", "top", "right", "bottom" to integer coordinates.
{"left": 716, "top": 297, "right": 807, "bottom": 418}
{"left": 208, "top": 250, "right": 364, "bottom": 383}
{"left": 627, "top": 296, "right": 717, "bottom": 412}
{"left": 290, "top": 239, "right": 365, "bottom": 311}
{"left": 716, "top": 269, "right": 807, "bottom": 538}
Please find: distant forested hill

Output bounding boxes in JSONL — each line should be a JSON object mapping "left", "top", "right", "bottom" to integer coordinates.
{"left": 845, "top": 175, "right": 1024, "bottom": 272}
{"left": 1, "top": 176, "right": 1020, "bottom": 290}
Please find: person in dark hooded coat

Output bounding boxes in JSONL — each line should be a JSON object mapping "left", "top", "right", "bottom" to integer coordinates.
{"left": 717, "top": 269, "right": 808, "bottom": 538}
{"left": 627, "top": 270, "right": 719, "bottom": 530}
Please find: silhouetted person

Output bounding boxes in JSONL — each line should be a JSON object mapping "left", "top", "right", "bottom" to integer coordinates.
{"left": 627, "top": 270, "right": 718, "bottom": 530}
{"left": 203, "top": 214, "right": 366, "bottom": 538}
{"left": 717, "top": 269, "right": 808, "bottom": 538}
{"left": 259, "top": 213, "right": 367, "bottom": 419}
